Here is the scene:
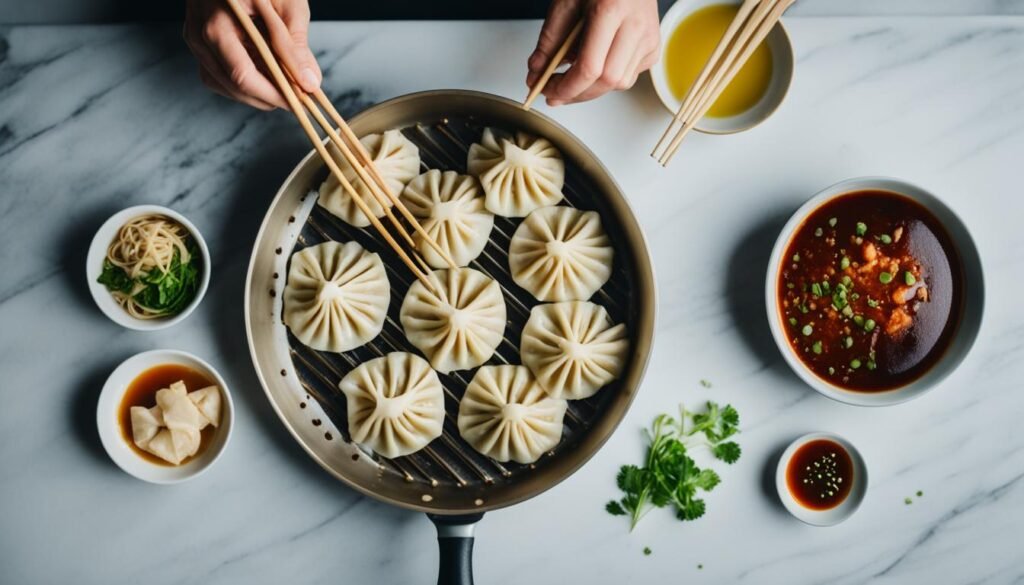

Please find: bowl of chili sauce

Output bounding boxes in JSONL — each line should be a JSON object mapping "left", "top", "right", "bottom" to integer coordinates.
{"left": 776, "top": 432, "right": 867, "bottom": 526}
{"left": 766, "top": 177, "right": 984, "bottom": 406}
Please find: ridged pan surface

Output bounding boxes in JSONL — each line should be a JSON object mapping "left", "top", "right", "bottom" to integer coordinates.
{"left": 245, "top": 90, "right": 656, "bottom": 514}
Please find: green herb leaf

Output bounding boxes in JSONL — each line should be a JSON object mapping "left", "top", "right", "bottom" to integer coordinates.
{"left": 713, "top": 442, "right": 742, "bottom": 464}
{"left": 97, "top": 260, "right": 133, "bottom": 294}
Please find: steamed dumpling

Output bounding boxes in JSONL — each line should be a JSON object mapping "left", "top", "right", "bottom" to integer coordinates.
{"left": 338, "top": 352, "right": 445, "bottom": 458}
{"left": 509, "top": 206, "right": 613, "bottom": 302}
{"left": 283, "top": 241, "right": 390, "bottom": 352}
{"left": 400, "top": 268, "right": 506, "bottom": 373}
{"left": 189, "top": 386, "right": 222, "bottom": 428}
{"left": 130, "top": 406, "right": 163, "bottom": 446}
{"left": 400, "top": 170, "right": 494, "bottom": 268}
{"left": 318, "top": 129, "right": 420, "bottom": 227}
{"left": 458, "top": 365, "right": 567, "bottom": 464}
{"left": 520, "top": 301, "right": 628, "bottom": 400}
{"left": 467, "top": 127, "right": 564, "bottom": 217}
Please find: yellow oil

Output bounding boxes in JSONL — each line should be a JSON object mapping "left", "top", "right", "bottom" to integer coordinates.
{"left": 664, "top": 3, "right": 774, "bottom": 118}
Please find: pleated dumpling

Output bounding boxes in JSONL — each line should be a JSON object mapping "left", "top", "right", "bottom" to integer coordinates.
{"left": 400, "top": 170, "right": 494, "bottom": 268}
{"left": 458, "top": 365, "right": 567, "bottom": 464}
{"left": 318, "top": 129, "right": 420, "bottom": 227}
{"left": 520, "top": 301, "right": 629, "bottom": 400}
{"left": 467, "top": 127, "right": 564, "bottom": 217}
{"left": 400, "top": 268, "right": 506, "bottom": 373}
{"left": 509, "top": 206, "right": 613, "bottom": 302}
{"left": 338, "top": 352, "right": 444, "bottom": 458}
{"left": 283, "top": 241, "right": 390, "bottom": 352}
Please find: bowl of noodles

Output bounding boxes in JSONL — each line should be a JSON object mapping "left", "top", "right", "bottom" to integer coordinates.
{"left": 87, "top": 205, "right": 210, "bottom": 330}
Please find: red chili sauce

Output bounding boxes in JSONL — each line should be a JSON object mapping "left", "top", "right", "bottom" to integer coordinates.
{"left": 786, "top": 439, "right": 854, "bottom": 510}
{"left": 778, "top": 190, "right": 963, "bottom": 391}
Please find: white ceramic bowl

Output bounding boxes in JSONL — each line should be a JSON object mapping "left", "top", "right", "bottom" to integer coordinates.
{"left": 86, "top": 205, "right": 211, "bottom": 331}
{"left": 651, "top": 0, "right": 794, "bottom": 134}
{"left": 766, "top": 177, "right": 985, "bottom": 406}
{"left": 776, "top": 432, "right": 868, "bottom": 526}
{"left": 97, "top": 349, "right": 234, "bottom": 484}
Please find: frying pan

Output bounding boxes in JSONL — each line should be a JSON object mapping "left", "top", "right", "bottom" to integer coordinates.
{"left": 244, "top": 90, "right": 656, "bottom": 584}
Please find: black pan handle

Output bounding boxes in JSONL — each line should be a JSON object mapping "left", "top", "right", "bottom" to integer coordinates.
{"left": 427, "top": 513, "right": 484, "bottom": 585}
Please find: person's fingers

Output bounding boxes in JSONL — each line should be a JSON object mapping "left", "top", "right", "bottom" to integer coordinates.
{"left": 542, "top": 3, "right": 619, "bottom": 106}
{"left": 257, "top": 0, "right": 321, "bottom": 93}
{"left": 526, "top": 0, "right": 582, "bottom": 88}
{"left": 199, "top": 64, "right": 275, "bottom": 110}
{"left": 201, "top": 8, "right": 288, "bottom": 108}
{"left": 565, "top": 21, "right": 642, "bottom": 104}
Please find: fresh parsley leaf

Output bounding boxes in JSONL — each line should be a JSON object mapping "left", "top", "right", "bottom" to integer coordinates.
{"left": 712, "top": 442, "right": 742, "bottom": 464}
{"left": 606, "top": 402, "right": 742, "bottom": 531}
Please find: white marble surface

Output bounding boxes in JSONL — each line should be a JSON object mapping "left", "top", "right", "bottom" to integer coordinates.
{"left": 2, "top": 17, "right": 1023, "bottom": 585}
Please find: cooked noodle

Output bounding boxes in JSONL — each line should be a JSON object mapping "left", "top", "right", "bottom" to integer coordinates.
{"left": 106, "top": 214, "right": 192, "bottom": 319}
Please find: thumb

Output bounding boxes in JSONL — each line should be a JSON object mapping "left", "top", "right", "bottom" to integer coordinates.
{"left": 527, "top": 0, "right": 581, "bottom": 85}
{"left": 258, "top": 0, "right": 321, "bottom": 93}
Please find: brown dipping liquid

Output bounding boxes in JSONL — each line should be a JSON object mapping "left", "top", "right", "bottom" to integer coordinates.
{"left": 778, "top": 190, "right": 964, "bottom": 391}
{"left": 118, "top": 364, "right": 218, "bottom": 466}
{"left": 786, "top": 439, "right": 854, "bottom": 510}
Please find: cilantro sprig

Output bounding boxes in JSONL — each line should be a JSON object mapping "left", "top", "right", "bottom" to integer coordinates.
{"left": 606, "top": 402, "right": 741, "bottom": 530}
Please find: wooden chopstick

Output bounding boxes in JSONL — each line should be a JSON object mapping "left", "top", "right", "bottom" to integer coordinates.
{"left": 651, "top": 0, "right": 761, "bottom": 157}
{"left": 291, "top": 87, "right": 437, "bottom": 277}
{"left": 308, "top": 88, "right": 459, "bottom": 269}
{"left": 523, "top": 20, "right": 584, "bottom": 110}
{"left": 654, "top": 0, "right": 795, "bottom": 166}
{"left": 223, "top": 0, "right": 437, "bottom": 292}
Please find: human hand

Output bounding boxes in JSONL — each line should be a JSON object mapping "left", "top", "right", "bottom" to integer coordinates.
{"left": 526, "top": 0, "right": 660, "bottom": 106}
{"left": 183, "top": 0, "right": 321, "bottom": 110}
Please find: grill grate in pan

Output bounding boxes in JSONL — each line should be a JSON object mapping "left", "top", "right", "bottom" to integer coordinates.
{"left": 284, "top": 117, "right": 635, "bottom": 489}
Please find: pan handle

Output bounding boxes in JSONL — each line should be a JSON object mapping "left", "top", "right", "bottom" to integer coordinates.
{"left": 427, "top": 513, "right": 484, "bottom": 585}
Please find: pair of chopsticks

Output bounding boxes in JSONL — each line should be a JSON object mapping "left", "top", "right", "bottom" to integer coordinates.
{"left": 224, "top": 0, "right": 454, "bottom": 292}
{"left": 652, "top": 0, "right": 796, "bottom": 166}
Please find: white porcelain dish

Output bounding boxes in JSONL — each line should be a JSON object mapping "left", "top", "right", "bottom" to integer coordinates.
{"left": 765, "top": 176, "right": 985, "bottom": 406}
{"left": 96, "top": 349, "right": 234, "bottom": 484}
{"left": 776, "top": 432, "right": 868, "bottom": 526}
{"left": 86, "top": 204, "right": 211, "bottom": 331}
{"left": 651, "top": 0, "right": 794, "bottom": 134}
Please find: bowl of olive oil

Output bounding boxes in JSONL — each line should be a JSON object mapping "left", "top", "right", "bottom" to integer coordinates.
{"left": 651, "top": 0, "right": 794, "bottom": 134}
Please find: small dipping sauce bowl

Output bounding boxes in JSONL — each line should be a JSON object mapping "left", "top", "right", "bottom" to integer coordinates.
{"left": 776, "top": 432, "right": 867, "bottom": 526}
{"left": 651, "top": 0, "right": 794, "bottom": 134}
{"left": 97, "top": 349, "right": 234, "bottom": 484}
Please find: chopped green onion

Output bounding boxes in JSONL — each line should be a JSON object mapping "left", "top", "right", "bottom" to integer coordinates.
{"left": 879, "top": 272, "right": 893, "bottom": 284}
{"left": 811, "top": 283, "right": 823, "bottom": 297}
{"left": 864, "top": 319, "right": 877, "bottom": 332}
{"left": 814, "top": 227, "right": 823, "bottom": 237}
{"left": 905, "top": 271, "right": 916, "bottom": 285}
{"left": 853, "top": 315, "right": 865, "bottom": 327}
{"left": 788, "top": 317, "right": 797, "bottom": 326}
{"left": 844, "top": 336, "right": 854, "bottom": 349}
{"left": 841, "top": 305, "right": 854, "bottom": 318}
{"left": 828, "top": 366, "right": 835, "bottom": 375}
{"left": 879, "top": 234, "right": 892, "bottom": 244}
{"left": 792, "top": 254, "right": 800, "bottom": 263}
{"left": 850, "top": 359, "right": 862, "bottom": 369}
{"left": 802, "top": 324, "right": 813, "bottom": 336}
{"left": 812, "top": 341, "right": 823, "bottom": 355}
{"left": 867, "top": 298, "right": 879, "bottom": 308}
{"left": 856, "top": 222, "right": 867, "bottom": 236}
{"left": 829, "top": 217, "right": 837, "bottom": 227}
{"left": 841, "top": 275, "right": 853, "bottom": 287}
{"left": 867, "top": 360, "right": 877, "bottom": 371}
{"left": 840, "top": 256, "right": 850, "bottom": 270}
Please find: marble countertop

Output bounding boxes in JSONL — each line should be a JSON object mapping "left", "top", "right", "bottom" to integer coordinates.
{"left": 2, "top": 16, "right": 1023, "bottom": 585}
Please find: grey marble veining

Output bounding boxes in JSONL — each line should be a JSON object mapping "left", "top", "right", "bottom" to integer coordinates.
{"left": 1, "top": 17, "right": 1024, "bottom": 585}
